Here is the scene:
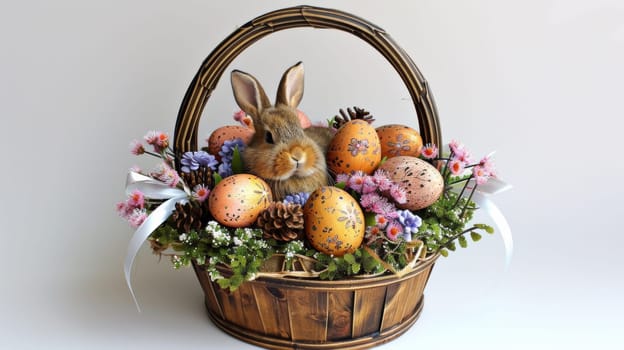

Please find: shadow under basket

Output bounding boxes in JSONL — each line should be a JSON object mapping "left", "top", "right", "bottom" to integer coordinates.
{"left": 173, "top": 5, "right": 446, "bottom": 349}
{"left": 192, "top": 256, "right": 437, "bottom": 349}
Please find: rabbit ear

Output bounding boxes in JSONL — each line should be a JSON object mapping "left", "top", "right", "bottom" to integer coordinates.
{"left": 276, "top": 61, "right": 304, "bottom": 108}
{"left": 231, "top": 70, "right": 271, "bottom": 121}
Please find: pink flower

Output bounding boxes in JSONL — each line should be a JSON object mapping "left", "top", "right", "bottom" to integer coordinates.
{"left": 360, "top": 193, "right": 382, "bottom": 209}
{"left": 372, "top": 170, "right": 393, "bottom": 191}
{"left": 116, "top": 202, "right": 132, "bottom": 219}
{"left": 193, "top": 184, "right": 210, "bottom": 202}
{"left": 473, "top": 165, "right": 489, "bottom": 185}
{"left": 421, "top": 144, "right": 438, "bottom": 159}
{"left": 375, "top": 214, "right": 389, "bottom": 228}
{"left": 233, "top": 110, "right": 246, "bottom": 122}
{"left": 144, "top": 131, "right": 169, "bottom": 152}
{"left": 129, "top": 140, "right": 145, "bottom": 155}
{"left": 153, "top": 163, "right": 180, "bottom": 187}
{"left": 128, "top": 208, "right": 148, "bottom": 228}
{"left": 127, "top": 190, "right": 145, "bottom": 209}
{"left": 386, "top": 221, "right": 403, "bottom": 241}
{"left": 480, "top": 155, "right": 495, "bottom": 176}
{"left": 361, "top": 176, "right": 377, "bottom": 194}
{"left": 335, "top": 173, "right": 350, "bottom": 184}
{"left": 449, "top": 140, "right": 471, "bottom": 163}
{"left": 448, "top": 159, "right": 465, "bottom": 176}
{"left": 388, "top": 184, "right": 407, "bottom": 204}
{"left": 449, "top": 140, "right": 461, "bottom": 154}
{"left": 348, "top": 171, "right": 366, "bottom": 192}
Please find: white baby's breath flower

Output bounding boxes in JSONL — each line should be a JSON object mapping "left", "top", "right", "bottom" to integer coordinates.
{"left": 179, "top": 233, "right": 188, "bottom": 242}
{"left": 233, "top": 237, "right": 243, "bottom": 246}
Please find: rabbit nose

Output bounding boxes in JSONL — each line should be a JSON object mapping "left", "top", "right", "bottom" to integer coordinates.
{"left": 290, "top": 147, "right": 306, "bottom": 164}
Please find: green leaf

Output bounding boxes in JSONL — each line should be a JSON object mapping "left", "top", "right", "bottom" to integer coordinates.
{"left": 352, "top": 263, "right": 361, "bottom": 274}
{"left": 470, "top": 231, "right": 482, "bottom": 242}
{"left": 379, "top": 156, "right": 388, "bottom": 166}
{"left": 439, "top": 249, "right": 449, "bottom": 257}
{"left": 217, "top": 279, "right": 230, "bottom": 289}
{"left": 213, "top": 172, "right": 223, "bottom": 185}
{"left": 364, "top": 212, "right": 377, "bottom": 227}
{"left": 231, "top": 145, "right": 244, "bottom": 174}
{"left": 343, "top": 253, "right": 356, "bottom": 264}
{"left": 335, "top": 181, "right": 346, "bottom": 190}
{"left": 327, "top": 261, "right": 337, "bottom": 272}
{"left": 458, "top": 235, "right": 468, "bottom": 248}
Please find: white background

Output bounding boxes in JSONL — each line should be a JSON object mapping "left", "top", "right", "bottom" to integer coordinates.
{"left": 1, "top": 0, "right": 622, "bottom": 349}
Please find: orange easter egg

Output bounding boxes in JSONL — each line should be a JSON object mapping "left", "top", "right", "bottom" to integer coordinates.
{"left": 376, "top": 124, "right": 423, "bottom": 158}
{"left": 326, "top": 120, "right": 381, "bottom": 175}
{"left": 303, "top": 186, "right": 365, "bottom": 256}
{"left": 208, "top": 174, "right": 272, "bottom": 227}
{"left": 207, "top": 125, "right": 254, "bottom": 160}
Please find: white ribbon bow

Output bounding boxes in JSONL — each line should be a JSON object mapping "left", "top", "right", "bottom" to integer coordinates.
{"left": 460, "top": 177, "right": 513, "bottom": 268}
{"left": 124, "top": 172, "right": 190, "bottom": 311}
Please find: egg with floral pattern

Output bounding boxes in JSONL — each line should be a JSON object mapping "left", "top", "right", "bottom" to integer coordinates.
{"left": 327, "top": 120, "right": 381, "bottom": 175}
{"left": 376, "top": 124, "right": 423, "bottom": 158}
{"left": 378, "top": 156, "right": 443, "bottom": 210}
{"left": 207, "top": 125, "right": 254, "bottom": 160}
{"left": 208, "top": 174, "right": 272, "bottom": 227}
{"left": 303, "top": 186, "right": 365, "bottom": 256}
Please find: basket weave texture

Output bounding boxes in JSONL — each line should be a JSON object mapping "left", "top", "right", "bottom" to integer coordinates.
{"left": 173, "top": 5, "right": 443, "bottom": 349}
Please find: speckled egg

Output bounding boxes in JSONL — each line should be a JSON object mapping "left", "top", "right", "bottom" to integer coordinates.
{"left": 303, "top": 186, "right": 365, "bottom": 256}
{"left": 376, "top": 124, "right": 423, "bottom": 158}
{"left": 326, "top": 120, "right": 381, "bottom": 175}
{"left": 208, "top": 174, "right": 272, "bottom": 227}
{"left": 206, "top": 125, "right": 254, "bottom": 160}
{"left": 378, "top": 156, "right": 444, "bottom": 210}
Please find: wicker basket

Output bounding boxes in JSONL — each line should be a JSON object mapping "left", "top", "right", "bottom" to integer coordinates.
{"left": 173, "top": 5, "right": 443, "bottom": 349}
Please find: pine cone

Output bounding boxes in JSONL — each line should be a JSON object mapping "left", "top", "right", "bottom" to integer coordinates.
{"left": 169, "top": 201, "right": 210, "bottom": 233}
{"left": 180, "top": 166, "right": 213, "bottom": 189}
{"left": 256, "top": 202, "right": 305, "bottom": 242}
{"left": 332, "top": 106, "right": 375, "bottom": 129}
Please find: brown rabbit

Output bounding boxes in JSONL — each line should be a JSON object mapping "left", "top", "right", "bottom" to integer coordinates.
{"left": 231, "top": 62, "right": 333, "bottom": 200}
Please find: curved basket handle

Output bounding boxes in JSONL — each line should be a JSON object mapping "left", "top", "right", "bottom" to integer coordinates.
{"left": 174, "top": 5, "right": 442, "bottom": 162}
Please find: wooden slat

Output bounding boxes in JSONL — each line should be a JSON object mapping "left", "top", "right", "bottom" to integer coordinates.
{"left": 351, "top": 287, "right": 386, "bottom": 338}
{"left": 326, "top": 290, "right": 354, "bottom": 340}
{"left": 287, "top": 289, "right": 328, "bottom": 342}
{"left": 380, "top": 281, "right": 410, "bottom": 331}
{"left": 251, "top": 285, "right": 291, "bottom": 339}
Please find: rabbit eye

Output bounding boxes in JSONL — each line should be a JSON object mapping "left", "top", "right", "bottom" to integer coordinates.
{"left": 265, "top": 131, "right": 274, "bottom": 144}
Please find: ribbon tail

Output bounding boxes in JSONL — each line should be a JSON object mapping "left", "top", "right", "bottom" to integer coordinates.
{"left": 123, "top": 196, "right": 186, "bottom": 312}
{"left": 472, "top": 192, "right": 513, "bottom": 270}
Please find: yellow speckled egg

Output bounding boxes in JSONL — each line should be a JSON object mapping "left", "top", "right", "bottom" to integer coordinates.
{"left": 303, "top": 186, "right": 365, "bottom": 256}
{"left": 206, "top": 125, "right": 254, "bottom": 160}
{"left": 208, "top": 174, "right": 272, "bottom": 227}
{"left": 376, "top": 124, "right": 423, "bottom": 158}
{"left": 327, "top": 120, "right": 381, "bottom": 175}
{"left": 378, "top": 156, "right": 443, "bottom": 210}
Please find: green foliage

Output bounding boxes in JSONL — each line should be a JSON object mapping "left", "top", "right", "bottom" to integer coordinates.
{"left": 415, "top": 189, "right": 494, "bottom": 256}
{"left": 231, "top": 146, "right": 244, "bottom": 174}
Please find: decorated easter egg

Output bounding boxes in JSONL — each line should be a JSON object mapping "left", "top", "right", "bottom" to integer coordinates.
{"left": 207, "top": 125, "right": 254, "bottom": 160}
{"left": 326, "top": 120, "right": 381, "bottom": 175}
{"left": 303, "top": 186, "right": 365, "bottom": 256}
{"left": 378, "top": 156, "right": 443, "bottom": 210}
{"left": 208, "top": 174, "right": 272, "bottom": 227}
{"left": 376, "top": 124, "right": 423, "bottom": 158}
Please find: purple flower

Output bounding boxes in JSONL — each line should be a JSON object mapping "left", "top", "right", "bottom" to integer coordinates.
{"left": 181, "top": 151, "right": 217, "bottom": 173}
{"left": 335, "top": 173, "right": 350, "bottom": 184}
{"left": 397, "top": 210, "right": 422, "bottom": 235}
{"left": 372, "top": 170, "right": 394, "bottom": 191}
{"left": 219, "top": 138, "right": 246, "bottom": 161}
{"left": 218, "top": 160, "right": 232, "bottom": 178}
{"left": 386, "top": 221, "right": 403, "bottom": 241}
{"left": 195, "top": 151, "right": 218, "bottom": 169}
{"left": 284, "top": 192, "right": 310, "bottom": 205}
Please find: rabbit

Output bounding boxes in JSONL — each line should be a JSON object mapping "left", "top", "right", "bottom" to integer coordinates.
{"left": 231, "top": 62, "right": 334, "bottom": 200}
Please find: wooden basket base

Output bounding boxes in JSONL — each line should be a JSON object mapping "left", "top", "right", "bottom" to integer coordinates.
{"left": 204, "top": 295, "right": 424, "bottom": 349}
